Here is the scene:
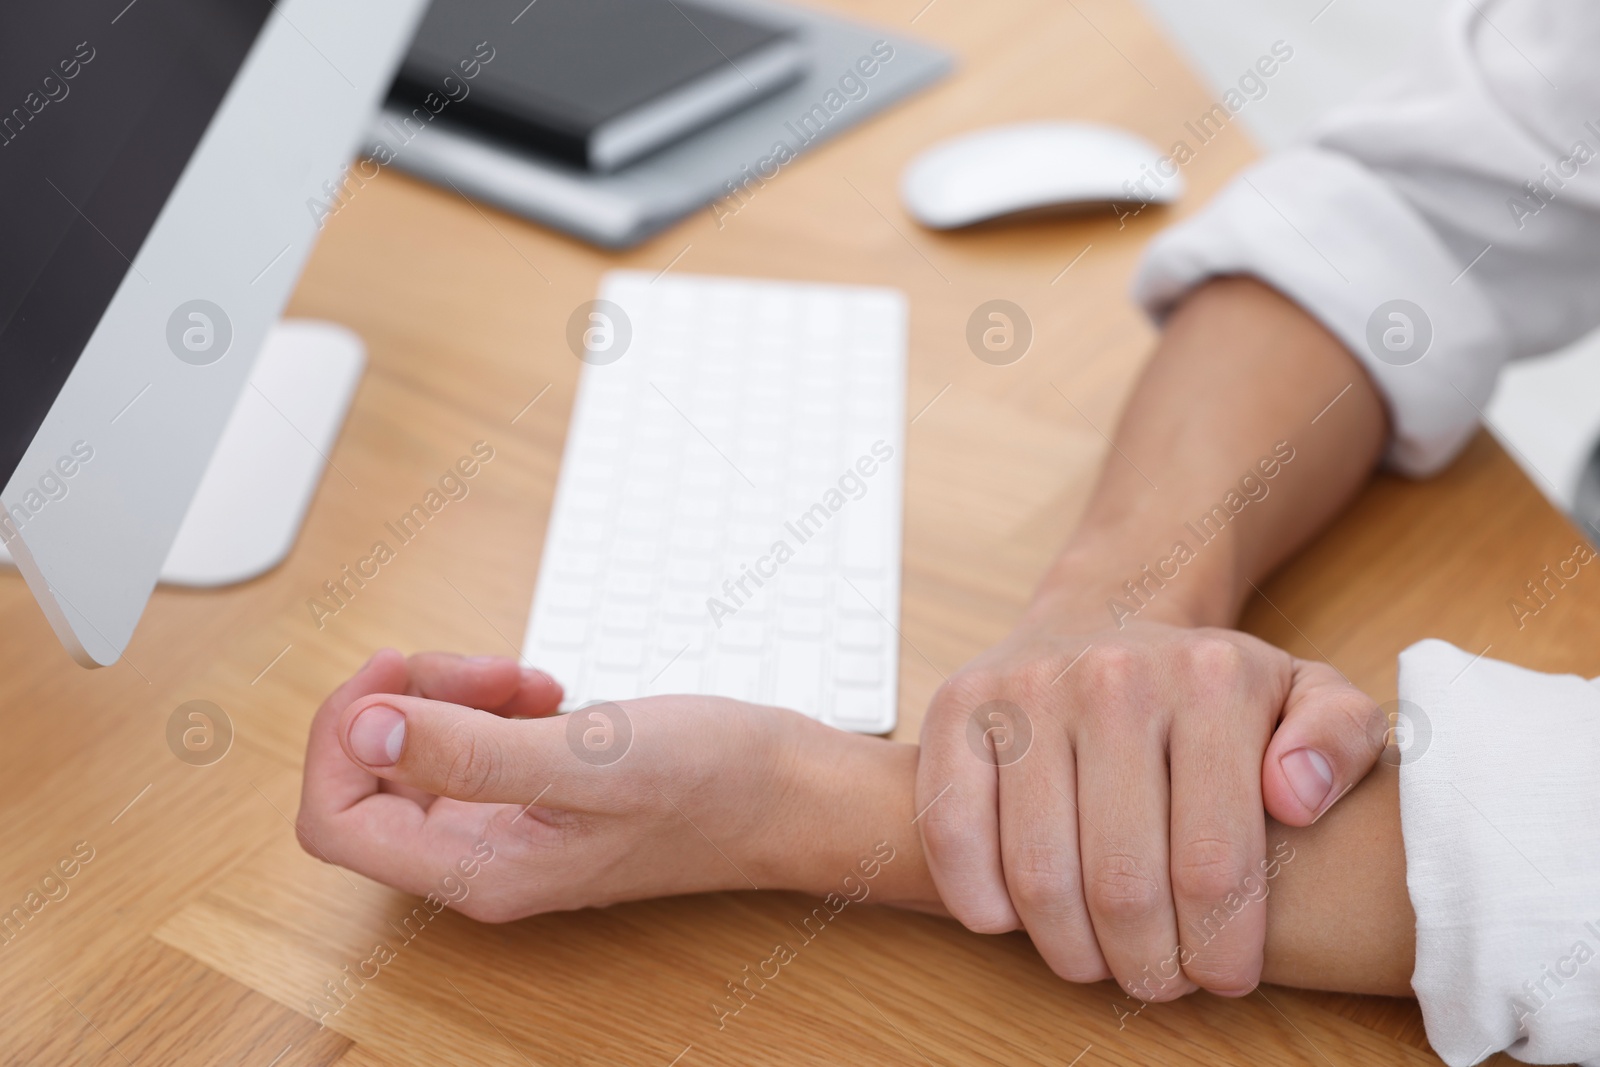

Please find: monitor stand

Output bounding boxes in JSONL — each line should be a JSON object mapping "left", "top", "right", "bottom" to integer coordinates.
{"left": 0, "top": 319, "right": 366, "bottom": 587}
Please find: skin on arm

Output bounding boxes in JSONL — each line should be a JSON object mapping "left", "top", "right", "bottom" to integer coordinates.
{"left": 1259, "top": 760, "right": 1413, "bottom": 995}
{"left": 1044, "top": 273, "right": 1391, "bottom": 627}
{"left": 770, "top": 710, "right": 1414, "bottom": 996}
{"left": 298, "top": 652, "right": 1413, "bottom": 996}
{"left": 916, "top": 275, "right": 1396, "bottom": 997}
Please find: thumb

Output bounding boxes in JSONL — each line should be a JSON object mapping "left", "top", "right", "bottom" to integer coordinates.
{"left": 1261, "top": 659, "right": 1386, "bottom": 826}
{"left": 339, "top": 691, "right": 565, "bottom": 804}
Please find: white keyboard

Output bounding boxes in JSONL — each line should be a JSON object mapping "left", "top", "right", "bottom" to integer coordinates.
{"left": 521, "top": 271, "right": 906, "bottom": 733}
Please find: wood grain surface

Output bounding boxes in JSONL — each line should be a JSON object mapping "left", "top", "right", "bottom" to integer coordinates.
{"left": 2, "top": 0, "right": 1592, "bottom": 1063}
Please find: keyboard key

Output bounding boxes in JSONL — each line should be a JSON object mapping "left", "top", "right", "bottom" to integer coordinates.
{"left": 717, "top": 619, "right": 766, "bottom": 652}
{"left": 709, "top": 652, "right": 763, "bottom": 701}
{"left": 728, "top": 523, "right": 772, "bottom": 550}
{"left": 671, "top": 525, "right": 719, "bottom": 552}
{"left": 571, "top": 461, "right": 619, "bottom": 483}
{"left": 604, "top": 571, "right": 655, "bottom": 600}
{"left": 614, "top": 540, "right": 661, "bottom": 567}
{"left": 623, "top": 479, "right": 671, "bottom": 501}
{"left": 565, "top": 489, "right": 613, "bottom": 515}
{"left": 665, "top": 558, "right": 714, "bottom": 586}
{"left": 831, "top": 690, "right": 890, "bottom": 732}
{"left": 840, "top": 579, "right": 886, "bottom": 616}
{"left": 661, "top": 593, "right": 710, "bottom": 623}
{"left": 557, "top": 552, "right": 603, "bottom": 579}
{"left": 837, "top": 620, "right": 884, "bottom": 650}
{"left": 531, "top": 614, "right": 588, "bottom": 649}
{"left": 540, "top": 583, "right": 595, "bottom": 613}
{"left": 835, "top": 653, "right": 883, "bottom": 687}
{"left": 675, "top": 495, "right": 726, "bottom": 521}
{"left": 618, "top": 508, "right": 667, "bottom": 534}
{"left": 586, "top": 668, "right": 640, "bottom": 703}
{"left": 781, "top": 576, "right": 828, "bottom": 602}
{"left": 733, "top": 493, "right": 779, "bottom": 515}
{"left": 599, "top": 604, "right": 649, "bottom": 633}
{"left": 656, "top": 625, "right": 707, "bottom": 659}
{"left": 644, "top": 653, "right": 703, "bottom": 695}
{"left": 594, "top": 638, "right": 645, "bottom": 670}
{"left": 557, "top": 518, "right": 609, "bottom": 546}
{"left": 777, "top": 608, "right": 825, "bottom": 637}
{"left": 840, "top": 516, "right": 887, "bottom": 573}
{"left": 681, "top": 468, "right": 724, "bottom": 490}
{"left": 527, "top": 649, "right": 585, "bottom": 695}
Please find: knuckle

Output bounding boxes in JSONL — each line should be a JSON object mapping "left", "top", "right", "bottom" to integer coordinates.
{"left": 440, "top": 722, "right": 502, "bottom": 800}
{"left": 1184, "top": 634, "right": 1247, "bottom": 685}
{"left": 1086, "top": 854, "right": 1164, "bottom": 924}
{"left": 1013, "top": 659, "right": 1072, "bottom": 706}
{"left": 1007, "top": 842, "right": 1084, "bottom": 918}
{"left": 1333, "top": 688, "right": 1385, "bottom": 749}
{"left": 1171, "top": 837, "right": 1248, "bottom": 904}
{"left": 1182, "top": 949, "right": 1257, "bottom": 994}
{"left": 932, "top": 669, "right": 1005, "bottom": 718}
{"left": 1076, "top": 643, "right": 1140, "bottom": 693}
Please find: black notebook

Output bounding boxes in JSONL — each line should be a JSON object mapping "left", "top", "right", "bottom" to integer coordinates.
{"left": 390, "top": 0, "right": 806, "bottom": 172}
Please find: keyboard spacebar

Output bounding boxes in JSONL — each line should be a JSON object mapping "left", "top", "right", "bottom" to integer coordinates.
{"left": 710, "top": 651, "right": 763, "bottom": 703}
{"left": 773, "top": 642, "right": 822, "bottom": 719}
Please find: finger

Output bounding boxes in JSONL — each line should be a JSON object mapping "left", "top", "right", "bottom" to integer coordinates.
{"left": 406, "top": 652, "right": 564, "bottom": 718}
{"left": 998, "top": 733, "right": 1108, "bottom": 982}
{"left": 1261, "top": 659, "right": 1384, "bottom": 826}
{"left": 1169, "top": 672, "right": 1272, "bottom": 997}
{"left": 1077, "top": 715, "right": 1196, "bottom": 1003}
{"left": 339, "top": 692, "right": 568, "bottom": 805}
{"left": 393, "top": 653, "right": 562, "bottom": 809}
{"left": 314, "top": 790, "right": 498, "bottom": 899}
{"left": 916, "top": 684, "right": 1020, "bottom": 934}
{"left": 300, "top": 648, "right": 412, "bottom": 819}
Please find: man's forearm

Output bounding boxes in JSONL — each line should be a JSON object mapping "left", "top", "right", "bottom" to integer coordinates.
{"left": 763, "top": 715, "right": 1413, "bottom": 995}
{"left": 1034, "top": 276, "right": 1389, "bottom": 629}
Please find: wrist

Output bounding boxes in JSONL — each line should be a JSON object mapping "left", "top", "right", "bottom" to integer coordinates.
{"left": 743, "top": 712, "right": 938, "bottom": 911}
{"left": 1027, "top": 528, "right": 1242, "bottom": 632}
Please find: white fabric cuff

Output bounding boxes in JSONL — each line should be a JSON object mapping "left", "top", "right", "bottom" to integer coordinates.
{"left": 1398, "top": 638, "right": 1600, "bottom": 1065}
{"left": 1131, "top": 149, "right": 1511, "bottom": 477}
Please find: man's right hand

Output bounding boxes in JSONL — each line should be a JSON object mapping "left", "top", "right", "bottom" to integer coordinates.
{"left": 914, "top": 612, "right": 1385, "bottom": 1002}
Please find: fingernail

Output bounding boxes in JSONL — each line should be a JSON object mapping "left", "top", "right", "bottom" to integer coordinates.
{"left": 349, "top": 705, "right": 405, "bottom": 766}
{"left": 522, "top": 666, "right": 553, "bottom": 685}
{"left": 1281, "top": 748, "right": 1334, "bottom": 813}
{"left": 467, "top": 655, "right": 501, "bottom": 665}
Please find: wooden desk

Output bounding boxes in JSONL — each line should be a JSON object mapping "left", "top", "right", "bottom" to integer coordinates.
{"left": 4, "top": 0, "right": 1596, "bottom": 1063}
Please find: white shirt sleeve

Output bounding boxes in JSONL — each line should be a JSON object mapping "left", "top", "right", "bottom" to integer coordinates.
{"left": 1131, "top": 0, "right": 1600, "bottom": 477}
{"left": 1397, "top": 637, "right": 1600, "bottom": 1065}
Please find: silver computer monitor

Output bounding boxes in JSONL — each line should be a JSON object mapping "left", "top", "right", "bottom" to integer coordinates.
{"left": 0, "top": 0, "right": 427, "bottom": 667}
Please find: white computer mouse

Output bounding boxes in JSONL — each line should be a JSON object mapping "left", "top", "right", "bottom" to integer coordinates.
{"left": 900, "top": 121, "right": 1184, "bottom": 229}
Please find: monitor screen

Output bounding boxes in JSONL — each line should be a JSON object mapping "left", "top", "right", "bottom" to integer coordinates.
{"left": 0, "top": 0, "right": 273, "bottom": 488}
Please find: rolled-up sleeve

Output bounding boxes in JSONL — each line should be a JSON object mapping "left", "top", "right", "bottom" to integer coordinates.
{"left": 1132, "top": 0, "right": 1600, "bottom": 477}
{"left": 1397, "top": 638, "right": 1600, "bottom": 1065}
